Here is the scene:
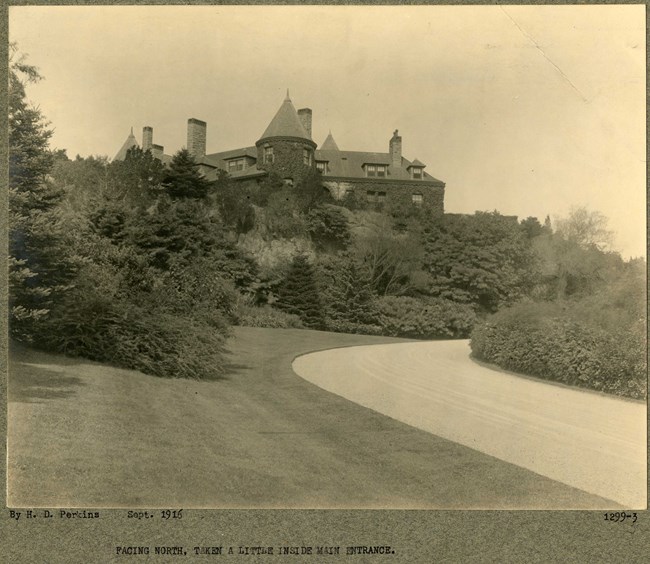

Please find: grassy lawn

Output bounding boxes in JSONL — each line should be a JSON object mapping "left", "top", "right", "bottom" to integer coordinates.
{"left": 7, "top": 326, "right": 616, "bottom": 508}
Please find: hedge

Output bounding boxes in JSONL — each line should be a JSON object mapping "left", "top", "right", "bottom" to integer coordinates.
{"left": 235, "top": 305, "right": 304, "bottom": 329}
{"left": 470, "top": 304, "right": 646, "bottom": 400}
{"left": 375, "top": 296, "right": 477, "bottom": 339}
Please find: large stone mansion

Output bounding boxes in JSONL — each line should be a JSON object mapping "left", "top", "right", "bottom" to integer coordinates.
{"left": 114, "top": 92, "right": 445, "bottom": 213}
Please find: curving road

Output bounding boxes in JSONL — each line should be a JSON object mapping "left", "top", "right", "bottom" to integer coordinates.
{"left": 293, "top": 340, "right": 647, "bottom": 508}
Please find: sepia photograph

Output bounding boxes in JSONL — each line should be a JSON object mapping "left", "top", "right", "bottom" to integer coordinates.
{"left": 6, "top": 2, "right": 646, "bottom": 521}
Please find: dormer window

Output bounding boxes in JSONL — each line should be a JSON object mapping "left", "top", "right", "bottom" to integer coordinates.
{"left": 227, "top": 158, "right": 246, "bottom": 172}
{"left": 303, "top": 148, "right": 312, "bottom": 166}
{"left": 316, "top": 161, "right": 328, "bottom": 173}
{"left": 264, "top": 146, "right": 274, "bottom": 164}
{"left": 411, "top": 167, "right": 424, "bottom": 179}
{"left": 366, "top": 164, "right": 387, "bottom": 178}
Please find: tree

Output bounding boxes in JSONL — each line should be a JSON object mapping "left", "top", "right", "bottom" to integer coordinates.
{"left": 8, "top": 44, "right": 59, "bottom": 215}
{"left": 162, "top": 149, "right": 211, "bottom": 199}
{"left": 126, "top": 197, "right": 225, "bottom": 270}
{"left": 520, "top": 216, "right": 551, "bottom": 240}
{"left": 307, "top": 205, "right": 352, "bottom": 252}
{"left": 8, "top": 44, "right": 76, "bottom": 342}
{"left": 109, "top": 146, "right": 166, "bottom": 202}
{"left": 275, "top": 254, "right": 324, "bottom": 329}
{"left": 554, "top": 207, "right": 613, "bottom": 250}
{"left": 352, "top": 214, "right": 423, "bottom": 296}
{"left": 291, "top": 169, "right": 333, "bottom": 212}
{"left": 532, "top": 208, "right": 620, "bottom": 300}
{"left": 422, "top": 212, "right": 537, "bottom": 312}
{"left": 316, "top": 253, "right": 380, "bottom": 333}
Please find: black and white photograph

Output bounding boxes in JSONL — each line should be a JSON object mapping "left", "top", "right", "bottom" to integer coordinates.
{"left": 5, "top": 2, "right": 646, "bottom": 527}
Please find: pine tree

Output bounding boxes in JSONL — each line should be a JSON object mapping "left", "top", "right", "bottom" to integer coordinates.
{"left": 275, "top": 254, "right": 324, "bottom": 329}
{"left": 162, "top": 148, "right": 211, "bottom": 199}
{"left": 8, "top": 44, "right": 75, "bottom": 342}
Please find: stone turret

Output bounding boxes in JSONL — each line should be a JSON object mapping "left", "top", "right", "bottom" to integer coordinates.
{"left": 256, "top": 91, "right": 317, "bottom": 182}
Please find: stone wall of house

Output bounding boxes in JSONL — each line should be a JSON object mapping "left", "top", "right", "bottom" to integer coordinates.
{"left": 323, "top": 178, "right": 445, "bottom": 216}
{"left": 256, "top": 137, "right": 316, "bottom": 183}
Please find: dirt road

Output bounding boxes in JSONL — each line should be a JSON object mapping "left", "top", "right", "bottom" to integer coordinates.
{"left": 293, "top": 339, "right": 647, "bottom": 508}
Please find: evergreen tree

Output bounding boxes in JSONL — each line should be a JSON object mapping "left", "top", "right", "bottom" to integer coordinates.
{"left": 275, "top": 254, "right": 324, "bottom": 329}
{"left": 162, "top": 148, "right": 211, "bottom": 199}
{"left": 127, "top": 197, "right": 224, "bottom": 270}
{"left": 109, "top": 146, "right": 166, "bottom": 202}
{"left": 317, "top": 253, "right": 380, "bottom": 333}
{"left": 8, "top": 44, "right": 76, "bottom": 341}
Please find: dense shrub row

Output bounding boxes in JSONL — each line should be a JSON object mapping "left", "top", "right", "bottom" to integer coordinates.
{"left": 236, "top": 305, "right": 304, "bottom": 329}
{"left": 375, "top": 296, "right": 477, "bottom": 339}
{"left": 36, "top": 298, "right": 229, "bottom": 380}
{"left": 470, "top": 303, "right": 646, "bottom": 400}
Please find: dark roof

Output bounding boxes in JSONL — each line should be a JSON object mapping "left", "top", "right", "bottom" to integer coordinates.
{"left": 258, "top": 92, "right": 312, "bottom": 141}
{"left": 314, "top": 149, "right": 443, "bottom": 183}
{"left": 201, "top": 146, "right": 258, "bottom": 168}
{"left": 113, "top": 128, "right": 139, "bottom": 161}
{"left": 409, "top": 158, "right": 426, "bottom": 167}
{"left": 202, "top": 162, "right": 266, "bottom": 182}
{"left": 320, "top": 132, "right": 340, "bottom": 151}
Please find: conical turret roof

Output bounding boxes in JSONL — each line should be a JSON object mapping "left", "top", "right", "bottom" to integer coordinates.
{"left": 259, "top": 91, "right": 312, "bottom": 141}
{"left": 320, "top": 131, "right": 340, "bottom": 151}
{"left": 113, "top": 127, "right": 139, "bottom": 161}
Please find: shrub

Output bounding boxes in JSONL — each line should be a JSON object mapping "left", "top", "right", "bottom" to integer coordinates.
{"left": 470, "top": 302, "right": 646, "bottom": 400}
{"left": 307, "top": 205, "right": 352, "bottom": 252}
{"left": 235, "top": 305, "right": 304, "bottom": 329}
{"left": 376, "top": 296, "right": 477, "bottom": 339}
{"left": 35, "top": 295, "right": 229, "bottom": 380}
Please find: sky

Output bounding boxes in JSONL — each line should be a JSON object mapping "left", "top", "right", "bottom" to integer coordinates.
{"left": 9, "top": 5, "right": 646, "bottom": 258}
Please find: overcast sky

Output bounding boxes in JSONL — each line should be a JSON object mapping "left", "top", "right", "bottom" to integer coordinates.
{"left": 9, "top": 5, "right": 646, "bottom": 257}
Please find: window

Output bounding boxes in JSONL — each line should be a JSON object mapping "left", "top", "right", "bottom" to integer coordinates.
{"left": 283, "top": 178, "right": 294, "bottom": 187}
{"left": 264, "top": 146, "right": 274, "bottom": 164}
{"left": 303, "top": 149, "right": 312, "bottom": 166}
{"left": 377, "top": 191, "right": 387, "bottom": 203}
{"left": 412, "top": 193, "right": 423, "bottom": 205}
{"left": 411, "top": 167, "right": 423, "bottom": 179}
{"left": 227, "top": 158, "right": 245, "bottom": 172}
{"left": 366, "top": 190, "right": 377, "bottom": 202}
{"left": 316, "top": 161, "right": 328, "bottom": 173}
{"left": 366, "top": 164, "right": 387, "bottom": 177}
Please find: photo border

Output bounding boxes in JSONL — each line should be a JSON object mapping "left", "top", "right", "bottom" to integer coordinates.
{"left": 2, "top": 1, "right": 648, "bottom": 560}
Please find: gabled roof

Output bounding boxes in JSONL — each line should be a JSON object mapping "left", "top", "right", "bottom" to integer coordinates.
{"left": 320, "top": 131, "right": 340, "bottom": 151}
{"left": 314, "top": 149, "right": 443, "bottom": 184}
{"left": 409, "top": 158, "right": 426, "bottom": 168}
{"left": 113, "top": 128, "right": 139, "bottom": 161}
{"left": 258, "top": 91, "right": 312, "bottom": 141}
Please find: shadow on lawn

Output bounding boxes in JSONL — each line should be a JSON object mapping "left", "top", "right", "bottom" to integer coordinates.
{"left": 220, "top": 361, "right": 250, "bottom": 379}
{"left": 8, "top": 362, "right": 85, "bottom": 403}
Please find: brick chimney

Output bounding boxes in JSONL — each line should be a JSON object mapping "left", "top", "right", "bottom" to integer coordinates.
{"left": 297, "top": 108, "right": 312, "bottom": 138}
{"left": 151, "top": 144, "right": 164, "bottom": 161}
{"left": 142, "top": 126, "right": 153, "bottom": 151}
{"left": 187, "top": 118, "right": 207, "bottom": 159}
{"left": 389, "top": 129, "right": 402, "bottom": 168}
